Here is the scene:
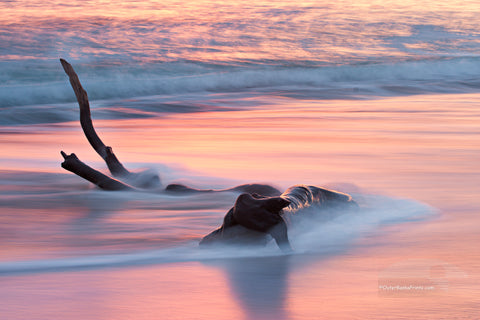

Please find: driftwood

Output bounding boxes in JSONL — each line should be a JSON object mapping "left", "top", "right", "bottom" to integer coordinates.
{"left": 200, "top": 185, "right": 358, "bottom": 252}
{"left": 59, "top": 59, "right": 360, "bottom": 251}
{"left": 59, "top": 59, "right": 281, "bottom": 196}
{"left": 61, "top": 151, "right": 133, "bottom": 191}
{"left": 60, "top": 59, "right": 160, "bottom": 189}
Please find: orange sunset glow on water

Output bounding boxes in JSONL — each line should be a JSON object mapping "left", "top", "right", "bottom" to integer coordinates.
{"left": 1, "top": 0, "right": 479, "bottom": 319}
{"left": 2, "top": 0, "right": 480, "bottom": 64}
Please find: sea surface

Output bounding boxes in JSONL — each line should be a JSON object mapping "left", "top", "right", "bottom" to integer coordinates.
{"left": 0, "top": 1, "right": 479, "bottom": 319}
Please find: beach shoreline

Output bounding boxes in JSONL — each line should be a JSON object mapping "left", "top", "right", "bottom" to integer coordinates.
{"left": 1, "top": 92, "right": 478, "bottom": 319}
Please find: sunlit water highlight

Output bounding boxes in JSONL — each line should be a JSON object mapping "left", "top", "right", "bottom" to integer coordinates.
{"left": 2, "top": 0, "right": 480, "bottom": 108}
{"left": 1, "top": 0, "right": 479, "bottom": 319}
{"left": 1, "top": 94, "right": 478, "bottom": 319}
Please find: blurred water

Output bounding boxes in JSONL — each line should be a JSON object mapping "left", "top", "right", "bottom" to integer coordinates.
{"left": 1, "top": 0, "right": 480, "bottom": 109}
{"left": 1, "top": 93, "right": 478, "bottom": 271}
{"left": 1, "top": 1, "right": 479, "bottom": 319}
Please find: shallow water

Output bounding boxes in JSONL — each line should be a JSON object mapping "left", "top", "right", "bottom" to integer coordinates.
{"left": 1, "top": 0, "right": 480, "bottom": 319}
{"left": 1, "top": 93, "right": 479, "bottom": 319}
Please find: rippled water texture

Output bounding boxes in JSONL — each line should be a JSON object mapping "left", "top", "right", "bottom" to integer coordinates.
{"left": 2, "top": 0, "right": 480, "bottom": 108}
{"left": 0, "top": 1, "right": 479, "bottom": 319}
{"left": 2, "top": 0, "right": 480, "bottom": 64}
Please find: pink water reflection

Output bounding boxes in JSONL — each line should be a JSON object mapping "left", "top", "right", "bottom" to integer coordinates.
{"left": 2, "top": 0, "right": 480, "bottom": 63}
{"left": 1, "top": 93, "right": 479, "bottom": 202}
{"left": 0, "top": 93, "right": 479, "bottom": 319}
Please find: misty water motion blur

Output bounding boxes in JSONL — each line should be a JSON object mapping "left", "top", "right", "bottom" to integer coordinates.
{"left": 1, "top": 0, "right": 480, "bottom": 112}
{"left": 0, "top": 1, "right": 479, "bottom": 319}
{"left": 0, "top": 0, "right": 477, "bottom": 269}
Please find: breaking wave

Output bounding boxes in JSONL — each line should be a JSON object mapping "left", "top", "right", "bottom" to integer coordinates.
{"left": 1, "top": 57, "right": 480, "bottom": 111}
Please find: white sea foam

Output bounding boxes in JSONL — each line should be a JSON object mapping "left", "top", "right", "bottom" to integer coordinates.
{"left": 0, "top": 171, "right": 435, "bottom": 276}
{"left": 2, "top": 57, "right": 480, "bottom": 114}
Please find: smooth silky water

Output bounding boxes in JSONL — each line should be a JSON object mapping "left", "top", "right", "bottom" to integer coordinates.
{"left": 1, "top": 1, "right": 479, "bottom": 319}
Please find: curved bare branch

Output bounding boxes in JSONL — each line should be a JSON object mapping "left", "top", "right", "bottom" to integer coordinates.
{"left": 60, "top": 59, "right": 130, "bottom": 177}
{"left": 61, "top": 151, "right": 133, "bottom": 191}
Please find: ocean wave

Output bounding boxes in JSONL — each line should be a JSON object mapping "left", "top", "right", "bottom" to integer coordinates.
{"left": 0, "top": 187, "right": 434, "bottom": 276}
{"left": 1, "top": 57, "right": 480, "bottom": 114}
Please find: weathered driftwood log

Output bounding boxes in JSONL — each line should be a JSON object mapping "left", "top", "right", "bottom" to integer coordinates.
{"left": 200, "top": 185, "right": 358, "bottom": 251}
{"left": 59, "top": 59, "right": 281, "bottom": 196}
{"left": 164, "top": 183, "right": 281, "bottom": 196}
{"left": 60, "top": 59, "right": 160, "bottom": 189}
{"left": 60, "top": 59, "right": 129, "bottom": 177}
{"left": 58, "top": 59, "right": 359, "bottom": 252}
{"left": 61, "top": 151, "right": 133, "bottom": 191}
